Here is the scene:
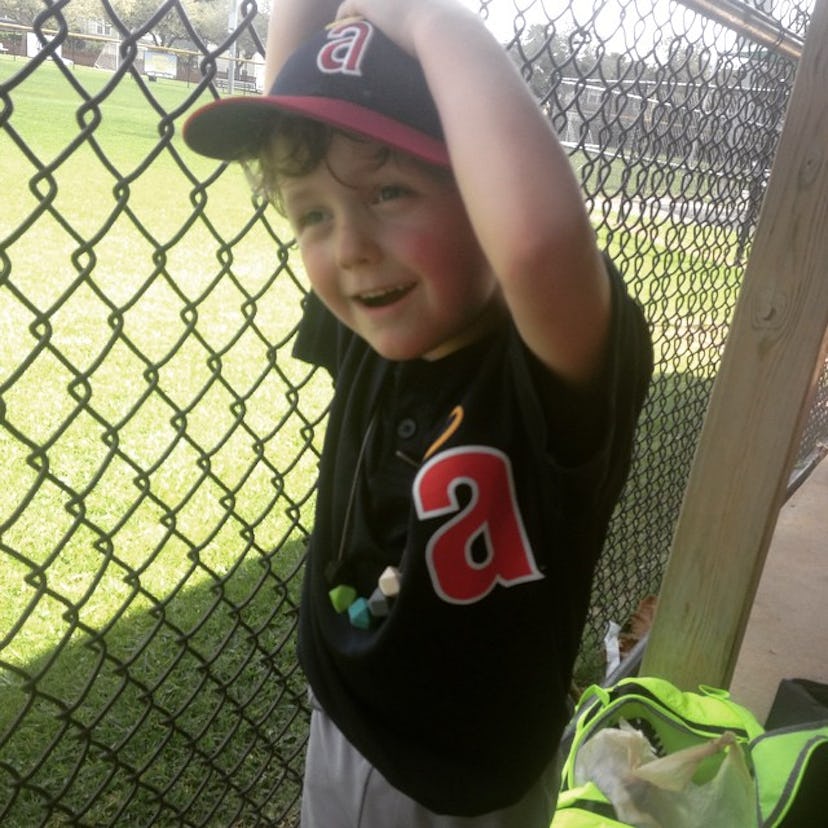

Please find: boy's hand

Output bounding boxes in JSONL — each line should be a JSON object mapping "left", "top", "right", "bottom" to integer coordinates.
{"left": 264, "top": 0, "right": 341, "bottom": 88}
{"left": 335, "top": 0, "right": 475, "bottom": 56}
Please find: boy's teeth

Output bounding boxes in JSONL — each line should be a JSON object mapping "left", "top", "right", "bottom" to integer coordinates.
{"left": 359, "top": 285, "right": 412, "bottom": 307}
{"left": 363, "top": 287, "right": 393, "bottom": 299}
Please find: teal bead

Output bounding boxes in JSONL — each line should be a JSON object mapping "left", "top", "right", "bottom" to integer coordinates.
{"left": 348, "top": 596, "right": 372, "bottom": 629}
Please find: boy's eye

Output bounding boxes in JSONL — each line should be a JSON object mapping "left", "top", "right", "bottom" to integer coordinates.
{"left": 295, "top": 208, "right": 326, "bottom": 229}
{"left": 373, "top": 184, "right": 411, "bottom": 204}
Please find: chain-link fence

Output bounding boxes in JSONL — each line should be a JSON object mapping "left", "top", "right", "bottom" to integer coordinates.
{"left": 1, "top": 0, "right": 823, "bottom": 824}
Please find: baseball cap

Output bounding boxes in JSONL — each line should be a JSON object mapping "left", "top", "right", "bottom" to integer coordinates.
{"left": 182, "top": 18, "right": 450, "bottom": 167}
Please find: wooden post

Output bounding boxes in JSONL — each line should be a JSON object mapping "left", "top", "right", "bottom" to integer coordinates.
{"left": 642, "top": 0, "right": 828, "bottom": 689}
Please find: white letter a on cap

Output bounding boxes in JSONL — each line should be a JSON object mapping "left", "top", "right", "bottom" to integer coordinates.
{"left": 317, "top": 21, "right": 373, "bottom": 76}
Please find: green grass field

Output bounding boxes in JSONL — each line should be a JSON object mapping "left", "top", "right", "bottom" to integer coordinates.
{"left": 0, "top": 55, "right": 330, "bottom": 825}
{"left": 0, "top": 53, "right": 746, "bottom": 825}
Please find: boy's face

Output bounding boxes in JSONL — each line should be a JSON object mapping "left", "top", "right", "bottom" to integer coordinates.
{"left": 279, "top": 133, "right": 500, "bottom": 361}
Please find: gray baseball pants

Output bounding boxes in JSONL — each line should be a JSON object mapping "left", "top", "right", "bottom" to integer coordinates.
{"left": 300, "top": 696, "right": 560, "bottom": 828}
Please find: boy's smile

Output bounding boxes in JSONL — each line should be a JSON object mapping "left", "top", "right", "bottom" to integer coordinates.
{"left": 281, "top": 133, "right": 502, "bottom": 361}
{"left": 356, "top": 283, "right": 416, "bottom": 308}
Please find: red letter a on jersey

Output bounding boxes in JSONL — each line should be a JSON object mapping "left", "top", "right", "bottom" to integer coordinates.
{"left": 414, "top": 447, "right": 543, "bottom": 604}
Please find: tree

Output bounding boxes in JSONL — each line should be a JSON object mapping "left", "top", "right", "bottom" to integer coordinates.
{"left": 45, "top": 0, "right": 269, "bottom": 52}
{"left": 0, "top": 0, "right": 52, "bottom": 26}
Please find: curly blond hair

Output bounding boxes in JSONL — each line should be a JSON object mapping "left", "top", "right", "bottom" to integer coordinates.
{"left": 244, "top": 114, "right": 451, "bottom": 215}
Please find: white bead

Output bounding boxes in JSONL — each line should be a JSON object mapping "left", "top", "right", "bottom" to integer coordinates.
{"left": 378, "top": 566, "right": 401, "bottom": 598}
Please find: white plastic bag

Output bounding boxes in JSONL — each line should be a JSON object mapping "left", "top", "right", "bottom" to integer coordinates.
{"left": 574, "top": 720, "right": 757, "bottom": 828}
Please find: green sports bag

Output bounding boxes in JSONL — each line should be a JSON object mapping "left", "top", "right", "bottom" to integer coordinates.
{"left": 559, "top": 676, "right": 764, "bottom": 788}
{"left": 751, "top": 720, "right": 828, "bottom": 827}
{"left": 551, "top": 783, "right": 633, "bottom": 827}
{"left": 553, "top": 676, "right": 828, "bottom": 828}
{"left": 553, "top": 676, "right": 764, "bottom": 828}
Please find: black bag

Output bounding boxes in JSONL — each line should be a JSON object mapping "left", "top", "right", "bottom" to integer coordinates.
{"left": 765, "top": 678, "right": 828, "bottom": 730}
{"left": 754, "top": 678, "right": 828, "bottom": 827}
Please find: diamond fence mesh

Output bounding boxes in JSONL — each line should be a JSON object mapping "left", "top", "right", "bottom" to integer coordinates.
{"left": 0, "top": 0, "right": 823, "bottom": 824}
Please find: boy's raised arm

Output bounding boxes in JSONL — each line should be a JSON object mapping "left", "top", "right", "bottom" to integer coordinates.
{"left": 336, "top": 0, "right": 612, "bottom": 388}
{"left": 264, "top": 0, "right": 341, "bottom": 88}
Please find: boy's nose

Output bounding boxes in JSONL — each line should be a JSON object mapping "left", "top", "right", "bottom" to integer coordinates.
{"left": 335, "top": 216, "right": 381, "bottom": 269}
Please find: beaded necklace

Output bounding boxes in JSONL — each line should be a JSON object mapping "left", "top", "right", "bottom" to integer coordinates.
{"left": 325, "top": 409, "right": 402, "bottom": 630}
{"left": 323, "top": 348, "right": 471, "bottom": 631}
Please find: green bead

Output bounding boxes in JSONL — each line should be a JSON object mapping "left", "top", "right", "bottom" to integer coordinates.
{"left": 329, "top": 584, "right": 357, "bottom": 613}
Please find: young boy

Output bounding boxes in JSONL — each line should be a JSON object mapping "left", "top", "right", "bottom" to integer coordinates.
{"left": 183, "top": 0, "right": 652, "bottom": 824}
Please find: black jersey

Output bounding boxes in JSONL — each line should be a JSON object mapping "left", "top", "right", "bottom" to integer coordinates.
{"left": 292, "top": 258, "right": 652, "bottom": 816}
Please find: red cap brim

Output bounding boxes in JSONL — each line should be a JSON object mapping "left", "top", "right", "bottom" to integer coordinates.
{"left": 183, "top": 94, "right": 450, "bottom": 167}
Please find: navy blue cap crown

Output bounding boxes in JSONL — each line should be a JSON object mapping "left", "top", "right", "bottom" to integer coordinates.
{"left": 183, "top": 19, "right": 449, "bottom": 167}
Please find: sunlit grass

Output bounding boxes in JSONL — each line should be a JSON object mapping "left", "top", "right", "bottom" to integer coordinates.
{"left": 1, "top": 54, "right": 326, "bottom": 825}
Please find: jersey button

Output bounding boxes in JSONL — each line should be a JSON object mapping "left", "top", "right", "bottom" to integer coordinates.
{"left": 396, "top": 418, "right": 417, "bottom": 439}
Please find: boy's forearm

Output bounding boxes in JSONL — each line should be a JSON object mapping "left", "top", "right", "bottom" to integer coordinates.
{"left": 337, "top": 0, "right": 611, "bottom": 385}
{"left": 336, "top": 0, "right": 592, "bottom": 265}
{"left": 264, "top": 0, "right": 341, "bottom": 89}
{"left": 418, "top": 11, "right": 611, "bottom": 384}
{"left": 417, "top": 14, "right": 582, "bottom": 239}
